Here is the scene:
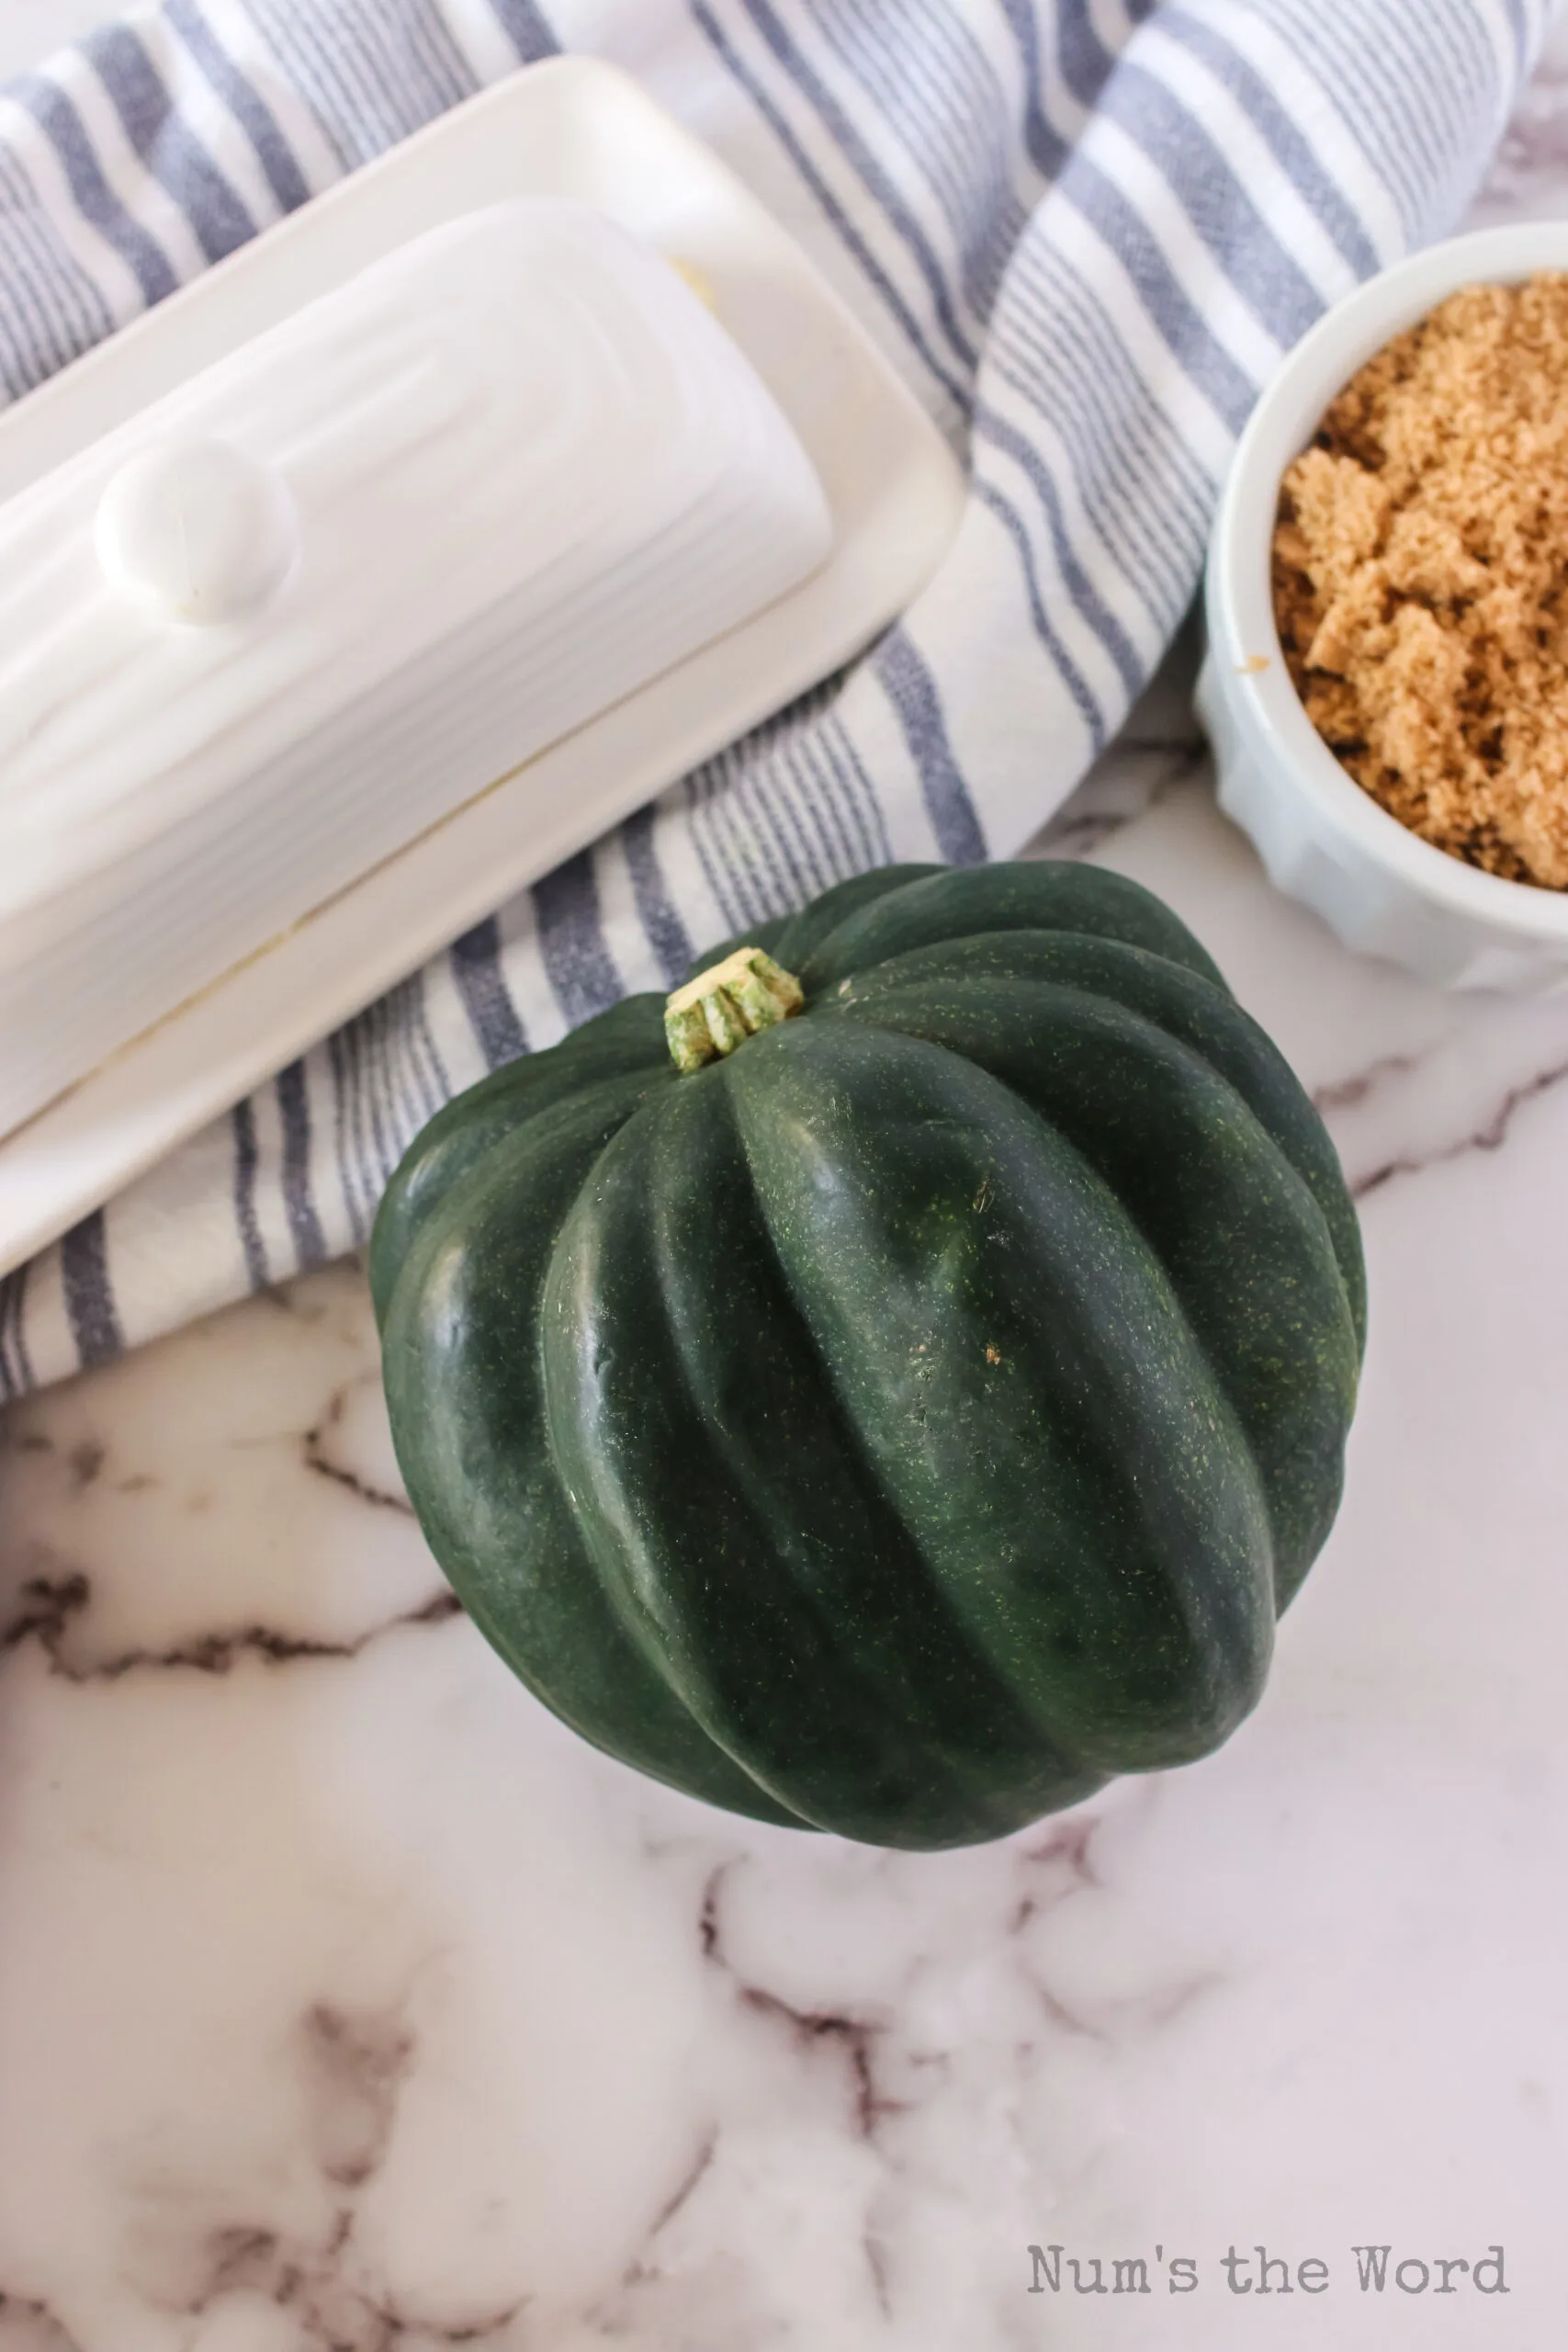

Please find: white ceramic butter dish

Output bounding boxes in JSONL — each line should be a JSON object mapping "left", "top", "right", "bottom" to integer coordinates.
{"left": 0, "top": 192, "right": 833, "bottom": 1140}
{"left": 0, "top": 56, "right": 966, "bottom": 1275}
{"left": 0, "top": 187, "right": 831, "bottom": 1133}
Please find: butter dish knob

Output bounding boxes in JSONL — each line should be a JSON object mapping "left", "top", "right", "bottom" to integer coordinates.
{"left": 96, "top": 437, "right": 299, "bottom": 626}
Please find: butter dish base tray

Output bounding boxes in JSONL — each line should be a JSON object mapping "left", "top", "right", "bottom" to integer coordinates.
{"left": 0, "top": 55, "right": 965, "bottom": 1279}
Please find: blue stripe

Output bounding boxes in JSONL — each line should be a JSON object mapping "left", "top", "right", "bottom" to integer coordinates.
{"left": 237, "top": 0, "right": 368, "bottom": 168}
{"left": 276, "top": 1058, "right": 327, "bottom": 1267}
{"left": 969, "top": 478, "right": 1109, "bottom": 750}
{"left": 1056, "top": 150, "right": 1258, "bottom": 431}
{"left": 1161, "top": 10, "right": 1381, "bottom": 281}
{"left": 716, "top": 755, "right": 817, "bottom": 909}
{"left": 0, "top": 198, "right": 51, "bottom": 392}
{"left": 873, "top": 628, "right": 987, "bottom": 865}
{"left": 284, "top": 0, "right": 434, "bottom": 159}
{"left": 983, "top": 373, "right": 1197, "bottom": 633}
{"left": 354, "top": 978, "right": 445, "bottom": 1184}
{"left": 691, "top": 0, "right": 971, "bottom": 417}
{"left": 744, "top": 0, "right": 979, "bottom": 371}
{"left": 534, "top": 850, "right": 623, "bottom": 1028}
{"left": 713, "top": 694, "right": 857, "bottom": 908}
{"left": 1268, "top": 0, "right": 1454, "bottom": 239}
{"left": 0, "top": 149, "right": 116, "bottom": 385}
{"left": 1394, "top": 6, "right": 1491, "bottom": 198}
{"left": 817, "top": 0, "right": 995, "bottom": 213}
{"left": 973, "top": 399, "right": 1145, "bottom": 697}
{"left": 233, "top": 0, "right": 356, "bottom": 171}
{"left": 785, "top": 729, "right": 862, "bottom": 878}
{"left": 328, "top": 1004, "right": 399, "bottom": 1245}
{"left": 707, "top": 683, "right": 894, "bottom": 899}
{"left": 86, "top": 25, "right": 255, "bottom": 263}
{"left": 820, "top": 716, "right": 895, "bottom": 866}
{"left": 728, "top": 681, "right": 878, "bottom": 899}
{"left": 621, "top": 806, "right": 695, "bottom": 984}
{"left": 356, "top": 1002, "right": 400, "bottom": 1208}
{"left": 450, "top": 915, "right": 529, "bottom": 1069}
{"left": 1348, "top": 8, "right": 1476, "bottom": 233}
{"left": 0, "top": 1266, "right": 33, "bottom": 1401}
{"left": 327, "top": 1022, "right": 370, "bottom": 1243}
{"left": 367, "top": 988, "right": 423, "bottom": 1186}
{"left": 1103, "top": 62, "right": 1327, "bottom": 349}
{"left": 17, "top": 75, "right": 177, "bottom": 303}
{"left": 487, "top": 0, "right": 561, "bottom": 59}
{"left": 0, "top": 180, "right": 73, "bottom": 390}
{"left": 1055, "top": 0, "right": 1125, "bottom": 108}
{"left": 991, "top": 268, "right": 1206, "bottom": 622}
{"left": 383, "top": 0, "right": 477, "bottom": 118}
{"left": 687, "top": 758, "right": 792, "bottom": 928}
{"left": 231, "top": 1099, "right": 268, "bottom": 1289}
{"left": 1009, "top": 245, "right": 1217, "bottom": 555}
{"left": 1505, "top": 0, "right": 1531, "bottom": 70}
{"left": 763, "top": 740, "right": 844, "bottom": 900}
{"left": 798, "top": 712, "right": 894, "bottom": 870}
{"left": 793, "top": 724, "right": 885, "bottom": 876}
{"left": 1290, "top": 8, "right": 1424, "bottom": 237}
{"left": 995, "top": 0, "right": 1069, "bottom": 178}
{"left": 61, "top": 1211, "right": 123, "bottom": 1371}
{"left": 682, "top": 775, "right": 753, "bottom": 935}
{"left": 395, "top": 973, "right": 450, "bottom": 1131}
{"left": 806, "top": 0, "right": 1027, "bottom": 325}
{"left": 238, "top": 0, "right": 470, "bottom": 166}
{"left": 165, "top": 0, "right": 311, "bottom": 212}
{"left": 0, "top": 300, "right": 49, "bottom": 397}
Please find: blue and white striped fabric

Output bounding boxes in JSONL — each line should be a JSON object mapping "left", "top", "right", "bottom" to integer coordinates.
{"left": 0, "top": 0, "right": 1545, "bottom": 1392}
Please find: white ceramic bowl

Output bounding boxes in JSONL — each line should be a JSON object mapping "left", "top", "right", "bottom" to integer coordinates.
{"left": 1198, "top": 223, "right": 1568, "bottom": 990}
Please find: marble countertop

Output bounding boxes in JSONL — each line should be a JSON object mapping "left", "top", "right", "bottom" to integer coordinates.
{"left": 6, "top": 16, "right": 1568, "bottom": 2352}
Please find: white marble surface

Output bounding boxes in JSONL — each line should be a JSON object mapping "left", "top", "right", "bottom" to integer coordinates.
{"left": 6, "top": 16, "right": 1568, "bottom": 2352}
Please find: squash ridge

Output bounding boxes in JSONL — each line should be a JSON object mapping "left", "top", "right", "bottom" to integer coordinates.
{"left": 825, "top": 970, "right": 1358, "bottom": 1601}
{"left": 724, "top": 1018, "right": 1278, "bottom": 1773}
{"left": 545, "top": 1061, "right": 1102, "bottom": 1842}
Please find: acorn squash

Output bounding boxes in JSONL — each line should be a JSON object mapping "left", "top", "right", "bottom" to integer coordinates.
{"left": 372, "top": 862, "right": 1364, "bottom": 1849}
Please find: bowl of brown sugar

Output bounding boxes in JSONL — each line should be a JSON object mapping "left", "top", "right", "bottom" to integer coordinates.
{"left": 1200, "top": 224, "right": 1568, "bottom": 989}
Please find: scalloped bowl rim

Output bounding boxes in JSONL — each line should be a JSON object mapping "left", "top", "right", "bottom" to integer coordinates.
{"left": 1205, "top": 220, "right": 1568, "bottom": 949}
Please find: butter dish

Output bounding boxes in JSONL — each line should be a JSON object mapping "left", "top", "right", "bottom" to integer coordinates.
{"left": 0, "top": 195, "right": 831, "bottom": 1140}
{"left": 0, "top": 57, "right": 966, "bottom": 1274}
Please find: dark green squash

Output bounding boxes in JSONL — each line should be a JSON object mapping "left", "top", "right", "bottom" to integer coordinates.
{"left": 372, "top": 862, "right": 1364, "bottom": 1849}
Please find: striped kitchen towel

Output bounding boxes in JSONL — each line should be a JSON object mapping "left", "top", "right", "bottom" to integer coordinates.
{"left": 0, "top": 0, "right": 1548, "bottom": 1392}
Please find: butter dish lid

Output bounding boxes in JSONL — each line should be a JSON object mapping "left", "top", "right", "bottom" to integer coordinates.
{"left": 0, "top": 194, "right": 833, "bottom": 933}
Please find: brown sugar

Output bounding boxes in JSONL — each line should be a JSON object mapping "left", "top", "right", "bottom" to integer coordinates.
{"left": 1272, "top": 273, "right": 1568, "bottom": 890}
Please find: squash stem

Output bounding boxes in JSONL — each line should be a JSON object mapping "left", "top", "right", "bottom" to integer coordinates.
{"left": 665, "top": 947, "right": 805, "bottom": 1073}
